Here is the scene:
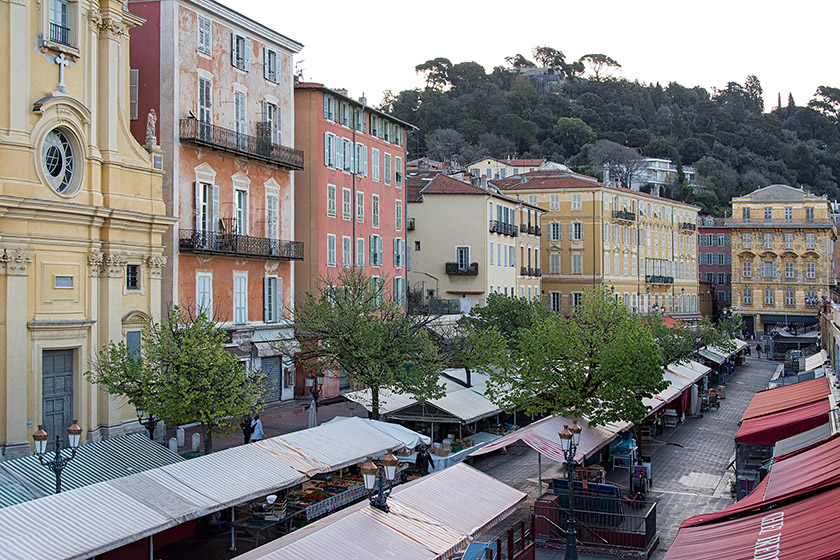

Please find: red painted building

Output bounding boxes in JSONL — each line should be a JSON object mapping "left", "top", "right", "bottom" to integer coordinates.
{"left": 128, "top": 0, "right": 303, "bottom": 402}
{"left": 698, "top": 216, "right": 731, "bottom": 319}
{"left": 294, "top": 84, "right": 414, "bottom": 398}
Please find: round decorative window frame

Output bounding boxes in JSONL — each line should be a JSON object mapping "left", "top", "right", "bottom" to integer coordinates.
{"left": 40, "top": 128, "right": 80, "bottom": 195}
{"left": 31, "top": 96, "right": 89, "bottom": 199}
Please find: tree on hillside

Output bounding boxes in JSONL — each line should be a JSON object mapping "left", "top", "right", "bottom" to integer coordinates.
{"left": 87, "top": 308, "right": 265, "bottom": 454}
{"left": 533, "top": 46, "right": 566, "bottom": 69}
{"left": 809, "top": 85, "right": 840, "bottom": 123}
{"left": 427, "top": 128, "right": 465, "bottom": 161}
{"left": 589, "top": 139, "right": 647, "bottom": 189}
{"left": 505, "top": 54, "right": 536, "bottom": 69}
{"left": 483, "top": 287, "right": 665, "bottom": 426}
{"left": 579, "top": 53, "right": 621, "bottom": 80}
{"left": 553, "top": 117, "right": 596, "bottom": 159}
{"left": 289, "top": 269, "right": 444, "bottom": 420}
{"left": 415, "top": 58, "right": 452, "bottom": 90}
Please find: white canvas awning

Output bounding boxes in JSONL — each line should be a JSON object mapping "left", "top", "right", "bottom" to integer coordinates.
{"left": 325, "top": 417, "right": 431, "bottom": 450}
{"left": 773, "top": 418, "right": 837, "bottom": 459}
{"left": 697, "top": 348, "right": 726, "bottom": 364}
{"left": 667, "top": 361, "right": 709, "bottom": 385}
{"left": 805, "top": 350, "right": 829, "bottom": 373}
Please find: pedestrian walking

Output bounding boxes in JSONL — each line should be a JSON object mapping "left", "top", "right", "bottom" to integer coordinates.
{"left": 240, "top": 414, "right": 253, "bottom": 444}
{"left": 250, "top": 414, "right": 264, "bottom": 442}
{"left": 756, "top": 345, "right": 762, "bottom": 359}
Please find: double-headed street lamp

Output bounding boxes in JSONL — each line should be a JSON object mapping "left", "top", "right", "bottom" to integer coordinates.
{"left": 559, "top": 421, "right": 583, "bottom": 560}
{"left": 32, "top": 420, "right": 82, "bottom": 494}
{"left": 360, "top": 453, "right": 400, "bottom": 512}
{"left": 135, "top": 405, "right": 159, "bottom": 440}
{"left": 305, "top": 374, "right": 325, "bottom": 405}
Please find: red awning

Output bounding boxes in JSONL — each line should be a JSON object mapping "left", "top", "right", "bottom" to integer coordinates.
{"left": 665, "top": 485, "right": 840, "bottom": 560}
{"left": 683, "top": 434, "right": 840, "bottom": 528}
{"left": 735, "top": 399, "right": 831, "bottom": 446}
{"left": 741, "top": 377, "right": 830, "bottom": 421}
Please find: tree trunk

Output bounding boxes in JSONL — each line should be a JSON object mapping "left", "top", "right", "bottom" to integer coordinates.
{"left": 203, "top": 424, "right": 213, "bottom": 455}
{"left": 371, "top": 386, "right": 380, "bottom": 421}
{"left": 464, "top": 366, "right": 472, "bottom": 388}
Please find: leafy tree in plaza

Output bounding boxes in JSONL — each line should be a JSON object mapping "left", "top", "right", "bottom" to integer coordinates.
{"left": 461, "top": 292, "right": 550, "bottom": 341}
{"left": 647, "top": 314, "right": 735, "bottom": 366}
{"left": 87, "top": 308, "right": 265, "bottom": 454}
{"left": 484, "top": 288, "right": 666, "bottom": 426}
{"left": 578, "top": 53, "right": 621, "bottom": 80}
{"left": 289, "top": 269, "right": 444, "bottom": 420}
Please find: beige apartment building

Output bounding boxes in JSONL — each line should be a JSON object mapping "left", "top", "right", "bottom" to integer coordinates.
{"left": 492, "top": 171, "right": 700, "bottom": 318}
{"left": 406, "top": 174, "right": 543, "bottom": 313}
{"left": 728, "top": 184, "right": 836, "bottom": 336}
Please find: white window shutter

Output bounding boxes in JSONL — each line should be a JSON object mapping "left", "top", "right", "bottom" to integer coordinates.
{"left": 370, "top": 236, "right": 375, "bottom": 265}
{"left": 324, "top": 132, "right": 329, "bottom": 166}
{"left": 230, "top": 33, "right": 236, "bottom": 66}
{"left": 276, "top": 107, "right": 282, "bottom": 142}
{"left": 195, "top": 182, "right": 201, "bottom": 231}
{"left": 581, "top": 224, "right": 585, "bottom": 240}
{"left": 378, "top": 236, "right": 383, "bottom": 263}
{"left": 569, "top": 223, "right": 573, "bottom": 239}
{"left": 393, "top": 238, "right": 398, "bottom": 266}
{"left": 263, "top": 47, "right": 268, "bottom": 80}
{"left": 263, "top": 277, "right": 271, "bottom": 322}
{"left": 363, "top": 146, "right": 368, "bottom": 176}
{"left": 244, "top": 39, "right": 251, "bottom": 71}
{"left": 212, "top": 185, "right": 220, "bottom": 232}
{"left": 275, "top": 277, "right": 283, "bottom": 320}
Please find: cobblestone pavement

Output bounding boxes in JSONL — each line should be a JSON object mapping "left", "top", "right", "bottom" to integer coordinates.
{"left": 470, "top": 354, "right": 779, "bottom": 560}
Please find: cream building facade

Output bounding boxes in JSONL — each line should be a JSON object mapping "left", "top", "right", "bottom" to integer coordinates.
{"left": 728, "top": 185, "right": 835, "bottom": 336}
{"left": 0, "top": 0, "right": 173, "bottom": 458}
{"left": 493, "top": 171, "right": 700, "bottom": 318}
{"left": 406, "top": 174, "right": 543, "bottom": 313}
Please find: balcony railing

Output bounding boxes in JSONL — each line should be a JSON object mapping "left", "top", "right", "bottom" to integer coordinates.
{"left": 520, "top": 224, "right": 529, "bottom": 234}
{"left": 646, "top": 275, "right": 674, "bottom": 284}
{"left": 445, "top": 262, "right": 479, "bottom": 275}
{"left": 489, "top": 220, "right": 518, "bottom": 237}
{"left": 49, "top": 22, "right": 71, "bottom": 45}
{"left": 612, "top": 209, "right": 636, "bottom": 222}
{"left": 535, "top": 226, "right": 541, "bottom": 236}
{"left": 519, "top": 267, "right": 543, "bottom": 277}
{"left": 679, "top": 222, "right": 697, "bottom": 231}
{"left": 179, "top": 229, "right": 303, "bottom": 260}
{"left": 179, "top": 118, "right": 304, "bottom": 170}
{"left": 725, "top": 218, "right": 833, "bottom": 228}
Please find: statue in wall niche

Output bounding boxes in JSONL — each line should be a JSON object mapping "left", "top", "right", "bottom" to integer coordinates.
{"left": 145, "top": 109, "right": 157, "bottom": 145}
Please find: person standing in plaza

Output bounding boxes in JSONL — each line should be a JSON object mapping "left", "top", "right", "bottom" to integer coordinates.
{"left": 415, "top": 446, "right": 433, "bottom": 475}
{"left": 250, "top": 414, "right": 264, "bottom": 442}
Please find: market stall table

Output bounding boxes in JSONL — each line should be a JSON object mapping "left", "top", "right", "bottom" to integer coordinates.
{"left": 231, "top": 517, "right": 282, "bottom": 548}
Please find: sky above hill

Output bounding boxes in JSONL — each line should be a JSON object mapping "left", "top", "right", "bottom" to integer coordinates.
{"left": 223, "top": 0, "right": 840, "bottom": 111}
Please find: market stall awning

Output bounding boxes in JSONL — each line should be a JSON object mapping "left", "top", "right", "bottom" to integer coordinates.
{"left": 0, "top": 433, "right": 183, "bottom": 508}
{"left": 427, "top": 388, "right": 502, "bottom": 424}
{"left": 696, "top": 348, "right": 725, "bottom": 364}
{"left": 804, "top": 349, "right": 829, "bottom": 372}
{"left": 664, "top": 484, "right": 840, "bottom": 560}
{"left": 667, "top": 361, "right": 710, "bottom": 385}
{"left": 468, "top": 414, "right": 630, "bottom": 463}
{"left": 324, "top": 417, "right": 431, "bottom": 450}
{"left": 774, "top": 419, "right": 837, "bottom": 459}
{"left": 232, "top": 463, "right": 526, "bottom": 560}
{"left": 684, "top": 432, "right": 840, "bottom": 528}
{"left": 735, "top": 399, "right": 832, "bottom": 446}
{"left": 742, "top": 376, "right": 831, "bottom": 421}
{"left": 759, "top": 313, "right": 819, "bottom": 325}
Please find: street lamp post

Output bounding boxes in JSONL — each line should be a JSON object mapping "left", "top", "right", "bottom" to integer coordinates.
{"left": 32, "top": 421, "right": 82, "bottom": 494}
{"left": 360, "top": 453, "right": 400, "bottom": 512}
{"left": 559, "top": 421, "right": 582, "bottom": 560}
{"left": 135, "top": 406, "right": 159, "bottom": 440}
{"left": 305, "top": 374, "right": 325, "bottom": 406}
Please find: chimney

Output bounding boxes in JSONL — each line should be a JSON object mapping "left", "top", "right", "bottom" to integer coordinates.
{"left": 359, "top": 92, "right": 367, "bottom": 106}
{"left": 480, "top": 176, "right": 487, "bottom": 190}
{"left": 335, "top": 88, "right": 348, "bottom": 96}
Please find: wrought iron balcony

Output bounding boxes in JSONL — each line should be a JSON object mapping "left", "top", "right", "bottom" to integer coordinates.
{"left": 534, "top": 268, "right": 542, "bottom": 277}
{"left": 407, "top": 218, "right": 415, "bottom": 231}
{"left": 520, "top": 266, "right": 528, "bottom": 276}
{"left": 489, "top": 220, "right": 500, "bottom": 233}
{"left": 445, "top": 262, "right": 479, "bottom": 276}
{"left": 679, "top": 222, "right": 697, "bottom": 231}
{"left": 535, "top": 226, "right": 541, "bottom": 236}
{"left": 613, "top": 210, "right": 636, "bottom": 222}
{"left": 725, "top": 218, "right": 833, "bottom": 228}
{"left": 520, "top": 224, "right": 529, "bottom": 234}
{"left": 490, "top": 221, "right": 518, "bottom": 237}
{"left": 50, "top": 23, "right": 71, "bottom": 45}
{"left": 179, "top": 118, "right": 304, "bottom": 170}
{"left": 179, "top": 229, "right": 303, "bottom": 260}
{"left": 645, "top": 275, "right": 674, "bottom": 284}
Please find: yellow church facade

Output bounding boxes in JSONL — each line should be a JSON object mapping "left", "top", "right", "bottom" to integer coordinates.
{"left": 0, "top": 0, "right": 173, "bottom": 458}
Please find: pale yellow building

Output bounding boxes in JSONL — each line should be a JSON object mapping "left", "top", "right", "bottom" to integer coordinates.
{"left": 467, "top": 157, "right": 547, "bottom": 180}
{"left": 728, "top": 184, "right": 836, "bottom": 336}
{"left": 406, "top": 174, "right": 543, "bottom": 314}
{"left": 0, "top": 0, "right": 174, "bottom": 457}
{"left": 492, "top": 171, "right": 700, "bottom": 318}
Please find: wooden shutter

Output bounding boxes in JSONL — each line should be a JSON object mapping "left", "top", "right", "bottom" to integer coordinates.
{"left": 195, "top": 182, "right": 201, "bottom": 231}
{"left": 275, "top": 277, "right": 283, "bottom": 320}
{"left": 230, "top": 33, "right": 236, "bottom": 66}
{"left": 244, "top": 38, "right": 252, "bottom": 71}
{"left": 263, "top": 277, "right": 271, "bottom": 322}
{"left": 263, "top": 47, "right": 269, "bottom": 80}
{"left": 212, "top": 185, "right": 219, "bottom": 232}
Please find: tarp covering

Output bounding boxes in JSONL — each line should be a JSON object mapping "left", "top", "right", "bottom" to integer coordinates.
{"left": 468, "top": 414, "right": 630, "bottom": 463}
{"left": 665, "top": 484, "right": 840, "bottom": 560}
{"left": 696, "top": 348, "right": 725, "bottom": 364}
{"left": 0, "top": 433, "right": 184, "bottom": 508}
{"left": 232, "top": 463, "right": 527, "bottom": 560}
{"left": 735, "top": 399, "right": 831, "bottom": 446}
{"left": 741, "top": 376, "right": 831, "bottom": 421}
{"left": 774, "top": 420, "right": 837, "bottom": 459}
{"left": 684, "top": 434, "right": 840, "bottom": 528}
{"left": 325, "top": 417, "right": 432, "bottom": 450}
{"left": 805, "top": 349, "right": 829, "bottom": 372}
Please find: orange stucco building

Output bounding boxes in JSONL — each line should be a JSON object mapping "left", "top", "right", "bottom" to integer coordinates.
{"left": 129, "top": 0, "right": 304, "bottom": 402}
{"left": 294, "top": 84, "right": 413, "bottom": 398}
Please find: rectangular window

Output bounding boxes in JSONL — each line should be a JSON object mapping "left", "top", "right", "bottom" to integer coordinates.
{"left": 743, "top": 207, "right": 751, "bottom": 220}
{"left": 456, "top": 246, "right": 470, "bottom": 270}
{"left": 764, "top": 207, "right": 772, "bottom": 220}
{"left": 395, "top": 156, "right": 403, "bottom": 188}
{"left": 785, "top": 233, "right": 793, "bottom": 249}
{"left": 261, "top": 101, "right": 282, "bottom": 145}
{"left": 263, "top": 276, "right": 283, "bottom": 322}
{"left": 395, "top": 200, "right": 402, "bottom": 231}
{"left": 550, "top": 194, "right": 559, "bottom": 211}
{"left": 572, "top": 222, "right": 584, "bottom": 241}
{"left": 490, "top": 241, "right": 494, "bottom": 266}
{"left": 342, "top": 188, "right": 352, "bottom": 220}
{"left": 234, "top": 90, "right": 246, "bottom": 148}
{"left": 550, "top": 222, "right": 561, "bottom": 241}
{"left": 265, "top": 193, "right": 278, "bottom": 240}
{"left": 807, "top": 262, "right": 816, "bottom": 279}
{"left": 356, "top": 191, "right": 364, "bottom": 222}
{"left": 231, "top": 33, "right": 251, "bottom": 71}
{"left": 198, "top": 16, "right": 211, "bottom": 55}
{"left": 764, "top": 289, "right": 774, "bottom": 306}
{"left": 129, "top": 69, "right": 139, "bottom": 120}
{"left": 342, "top": 236, "right": 352, "bottom": 267}
{"left": 198, "top": 77, "right": 212, "bottom": 134}
{"left": 550, "top": 292, "right": 562, "bottom": 313}
{"left": 743, "top": 261, "right": 752, "bottom": 277}
{"left": 233, "top": 272, "right": 247, "bottom": 325}
{"left": 371, "top": 277, "right": 384, "bottom": 306}
{"left": 743, "top": 288, "right": 752, "bottom": 305}
{"left": 764, "top": 233, "right": 773, "bottom": 249}
{"left": 806, "top": 233, "right": 815, "bottom": 249}
{"left": 235, "top": 190, "right": 247, "bottom": 235}
{"left": 126, "top": 330, "right": 141, "bottom": 358}
{"left": 550, "top": 253, "right": 560, "bottom": 274}
{"left": 784, "top": 207, "right": 793, "bottom": 222}
{"left": 384, "top": 153, "right": 392, "bottom": 186}
{"left": 743, "top": 233, "right": 751, "bottom": 249}
{"left": 509, "top": 246, "right": 515, "bottom": 268}
{"left": 571, "top": 293, "right": 582, "bottom": 308}
{"left": 323, "top": 94, "right": 336, "bottom": 121}
{"left": 785, "top": 262, "right": 794, "bottom": 278}
{"left": 49, "top": 0, "right": 71, "bottom": 45}
{"left": 393, "top": 238, "right": 405, "bottom": 268}
{"left": 356, "top": 238, "right": 365, "bottom": 267}
{"left": 327, "top": 234, "right": 336, "bottom": 266}
{"left": 54, "top": 275, "right": 73, "bottom": 289}
{"left": 572, "top": 254, "right": 582, "bottom": 274}
{"left": 372, "top": 148, "right": 380, "bottom": 181}
{"left": 370, "top": 235, "right": 383, "bottom": 267}
{"left": 372, "top": 194, "right": 380, "bottom": 228}
{"left": 263, "top": 48, "right": 279, "bottom": 82}
{"left": 785, "top": 289, "right": 795, "bottom": 306}
{"left": 327, "top": 184, "right": 336, "bottom": 217}
{"left": 572, "top": 194, "right": 582, "bottom": 211}
{"left": 393, "top": 277, "right": 406, "bottom": 306}
{"left": 354, "top": 142, "right": 367, "bottom": 176}
{"left": 196, "top": 272, "right": 212, "bottom": 317}
{"left": 126, "top": 265, "right": 140, "bottom": 290}
{"left": 806, "top": 207, "right": 814, "bottom": 221}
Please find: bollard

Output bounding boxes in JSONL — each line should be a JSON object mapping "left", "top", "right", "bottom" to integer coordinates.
{"left": 168, "top": 437, "right": 178, "bottom": 454}
{"left": 192, "top": 432, "right": 201, "bottom": 452}
{"left": 176, "top": 427, "right": 185, "bottom": 447}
